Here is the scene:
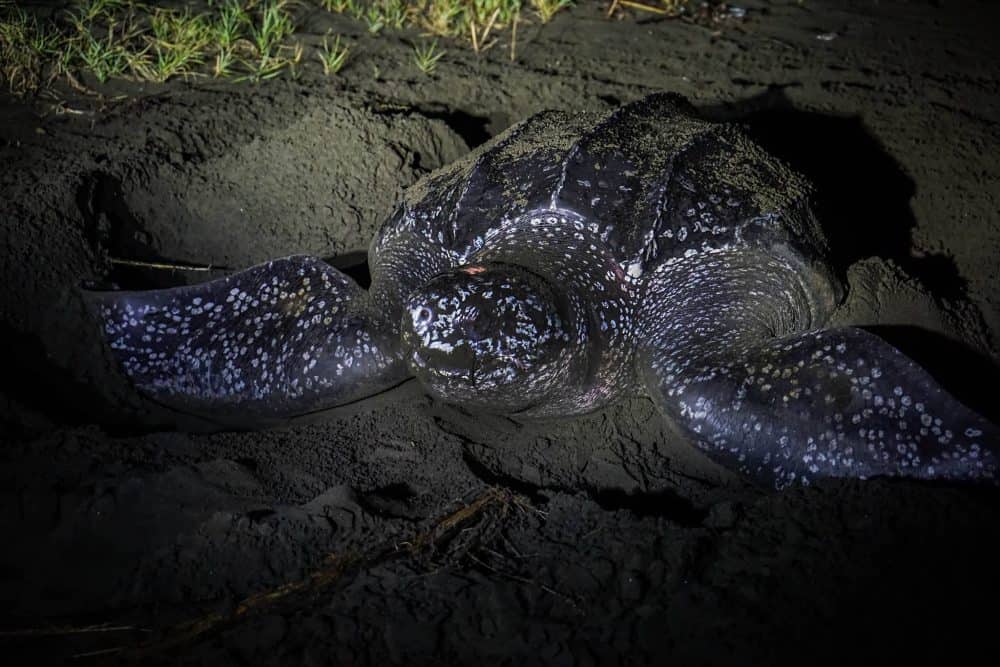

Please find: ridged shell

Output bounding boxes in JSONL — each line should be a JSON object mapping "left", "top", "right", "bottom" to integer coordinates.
{"left": 372, "top": 93, "right": 829, "bottom": 282}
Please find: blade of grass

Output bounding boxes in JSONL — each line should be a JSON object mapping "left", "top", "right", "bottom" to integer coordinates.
{"left": 317, "top": 33, "right": 350, "bottom": 75}
{"left": 413, "top": 38, "right": 444, "bottom": 75}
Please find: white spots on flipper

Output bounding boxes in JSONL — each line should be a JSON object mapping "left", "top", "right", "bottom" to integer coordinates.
{"left": 427, "top": 339, "right": 455, "bottom": 353}
{"left": 100, "top": 257, "right": 397, "bottom": 414}
{"left": 640, "top": 248, "right": 997, "bottom": 488}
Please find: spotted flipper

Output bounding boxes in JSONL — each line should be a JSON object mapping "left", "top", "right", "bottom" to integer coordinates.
{"left": 639, "top": 250, "right": 999, "bottom": 489}
{"left": 90, "top": 256, "right": 407, "bottom": 421}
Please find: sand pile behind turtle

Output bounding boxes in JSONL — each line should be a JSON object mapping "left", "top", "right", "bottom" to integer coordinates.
{"left": 1, "top": 89, "right": 470, "bottom": 428}
{"left": 102, "top": 101, "right": 469, "bottom": 273}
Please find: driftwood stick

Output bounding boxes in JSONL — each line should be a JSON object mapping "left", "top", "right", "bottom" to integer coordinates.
{"left": 107, "top": 257, "right": 227, "bottom": 272}
{"left": 122, "top": 486, "right": 511, "bottom": 658}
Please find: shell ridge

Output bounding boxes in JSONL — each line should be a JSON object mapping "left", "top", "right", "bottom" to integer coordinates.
{"left": 547, "top": 100, "right": 641, "bottom": 211}
{"left": 637, "top": 122, "right": 728, "bottom": 264}
{"left": 447, "top": 117, "right": 534, "bottom": 244}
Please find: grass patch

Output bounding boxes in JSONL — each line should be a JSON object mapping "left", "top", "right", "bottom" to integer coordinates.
{"left": 317, "top": 33, "right": 350, "bottom": 74}
{"left": 141, "top": 9, "right": 214, "bottom": 82}
{"left": 0, "top": 0, "right": 308, "bottom": 91}
{"left": 0, "top": 0, "right": 711, "bottom": 95}
{"left": 65, "top": 5, "right": 139, "bottom": 84}
{"left": 413, "top": 38, "right": 444, "bottom": 74}
{"left": 531, "top": 0, "right": 572, "bottom": 24}
{"left": 0, "top": 6, "right": 64, "bottom": 94}
{"left": 249, "top": 0, "right": 294, "bottom": 56}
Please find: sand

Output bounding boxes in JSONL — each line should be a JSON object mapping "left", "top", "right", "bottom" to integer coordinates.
{"left": 1, "top": 1, "right": 998, "bottom": 664}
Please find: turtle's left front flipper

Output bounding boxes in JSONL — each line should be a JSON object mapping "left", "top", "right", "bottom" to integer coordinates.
{"left": 88, "top": 255, "right": 409, "bottom": 422}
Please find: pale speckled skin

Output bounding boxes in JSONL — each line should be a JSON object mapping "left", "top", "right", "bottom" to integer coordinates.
{"left": 96, "top": 256, "right": 405, "bottom": 419}
{"left": 94, "top": 93, "right": 999, "bottom": 489}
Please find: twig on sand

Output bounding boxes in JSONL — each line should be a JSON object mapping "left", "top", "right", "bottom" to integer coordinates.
{"left": 120, "top": 486, "right": 514, "bottom": 658}
{"left": 51, "top": 103, "right": 89, "bottom": 115}
{"left": 63, "top": 69, "right": 101, "bottom": 97}
{"left": 108, "top": 257, "right": 225, "bottom": 272}
{"left": 122, "top": 551, "right": 361, "bottom": 658}
{"left": 0, "top": 623, "right": 144, "bottom": 661}
{"left": 4, "top": 488, "right": 518, "bottom": 659}
{"left": 73, "top": 647, "right": 126, "bottom": 659}
{"left": 408, "top": 486, "right": 508, "bottom": 551}
{"left": 0, "top": 623, "right": 146, "bottom": 638}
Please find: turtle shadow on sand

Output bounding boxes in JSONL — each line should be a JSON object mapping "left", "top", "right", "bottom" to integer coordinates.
{"left": 702, "top": 87, "right": 961, "bottom": 298}
{"left": 866, "top": 324, "right": 1000, "bottom": 424}
{"left": 701, "top": 88, "right": 1000, "bottom": 419}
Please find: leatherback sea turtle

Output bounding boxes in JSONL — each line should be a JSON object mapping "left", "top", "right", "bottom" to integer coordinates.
{"left": 94, "top": 93, "right": 998, "bottom": 489}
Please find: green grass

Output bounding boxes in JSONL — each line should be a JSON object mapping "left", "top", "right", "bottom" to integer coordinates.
{"left": 66, "top": 7, "right": 138, "bottom": 84}
{"left": 0, "top": 0, "right": 307, "bottom": 90}
{"left": 0, "top": 6, "right": 64, "bottom": 94}
{"left": 531, "top": 0, "right": 571, "bottom": 23}
{"left": 215, "top": 0, "right": 250, "bottom": 49}
{"left": 142, "top": 8, "right": 214, "bottom": 82}
{"left": 321, "top": 0, "right": 357, "bottom": 12}
{"left": 209, "top": 0, "right": 247, "bottom": 75}
{"left": 413, "top": 38, "right": 444, "bottom": 74}
{"left": 0, "top": 0, "right": 698, "bottom": 95}
{"left": 249, "top": 0, "right": 294, "bottom": 56}
{"left": 317, "top": 33, "right": 350, "bottom": 74}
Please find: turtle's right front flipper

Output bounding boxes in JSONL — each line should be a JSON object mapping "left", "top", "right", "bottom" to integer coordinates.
{"left": 645, "top": 327, "right": 999, "bottom": 489}
{"left": 637, "top": 249, "right": 998, "bottom": 489}
{"left": 87, "top": 255, "right": 409, "bottom": 422}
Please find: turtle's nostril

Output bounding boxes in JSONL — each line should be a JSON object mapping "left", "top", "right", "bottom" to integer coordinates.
{"left": 411, "top": 305, "right": 434, "bottom": 331}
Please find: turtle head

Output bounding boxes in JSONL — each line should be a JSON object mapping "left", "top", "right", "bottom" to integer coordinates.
{"left": 400, "top": 263, "right": 582, "bottom": 412}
